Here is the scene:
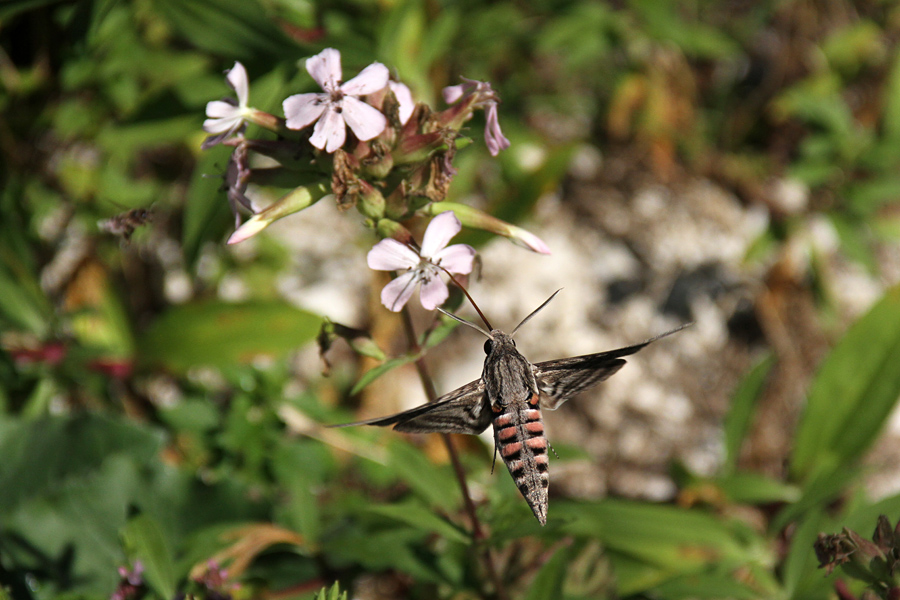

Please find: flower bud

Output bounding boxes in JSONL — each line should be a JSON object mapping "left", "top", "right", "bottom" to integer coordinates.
{"left": 357, "top": 181, "right": 385, "bottom": 219}
{"left": 246, "top": 109, "right": 289, "bottom": 135}
{"left": 228, "top": 184, "right": 329, "bottom": 244}
{"left": 375, "top": 218, "right": 413, "bottom": 244}
{"left": 424, "top": 202, "right": 551, "bottom": 254}
{"left": 360, "top": 139, "right": 394, "bottom": 180}
{"left": 393, "top": 131, "right": 447, "bottom": 165}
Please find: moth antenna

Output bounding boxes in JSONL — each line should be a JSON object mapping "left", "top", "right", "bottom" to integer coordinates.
{"left": 436, "top": 308, "right": 493, "bottom": 339}
{"left": 437, "top": 265, "right": 493, "bottom": 330}
{"left": 511, "top": 288, "right": 562, "bottom": 336}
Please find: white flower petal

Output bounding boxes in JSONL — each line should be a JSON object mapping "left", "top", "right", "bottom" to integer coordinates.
{"left": 203, "top": 114, "right": 242, "bottom": 135}
{"left": 419, "top": 275, "right": 449, "bottom": 310}
{"left": 205, "top": 100, "right": 240, "bottom": 119}
{"left": 226, "top": 62, "right": 249, "bottom": 107}
{"left": 389, "top": 81, "right": 415, "bottom": 124}
{"left": 367, "top": 238, "right": 420, "bottom": 271}
{"left": 306, "top": 48, "right": 342, "bottom": 92}
{"left": 309, "top": 107, "right": 346, "bottom": 153}
{"left": 283, "top": 93, "right": 328, "bottom": 130}
{"left": 381, "top": 272, "right": 418, "bottom": 312}
{"left": 433, "top": 244, "right": 475, "bottom": 275}
{"left": 420, "top": 211, "right": 462, "bottom": 258}
{"left": 340, "top": 97, "right": 386, "bottom": 142}
{"left": 341, "top": 62, "right": 389, "bottom": 96}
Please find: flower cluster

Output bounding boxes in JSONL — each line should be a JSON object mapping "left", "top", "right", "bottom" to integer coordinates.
{"left": 202, "top": 48, "right": 548, "bottom": 313}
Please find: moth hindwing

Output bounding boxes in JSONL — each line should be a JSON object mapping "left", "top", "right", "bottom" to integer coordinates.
{"left": 334, "top": 300, "right": 689, "bottom": 525}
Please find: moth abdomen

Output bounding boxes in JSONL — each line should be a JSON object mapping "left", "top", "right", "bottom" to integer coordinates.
{"left": 493, "top": 399, "right": 550, "bottom": 525}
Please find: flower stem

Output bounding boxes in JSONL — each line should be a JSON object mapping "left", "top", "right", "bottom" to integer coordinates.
{"left": 398, "top": 307, "right": 507, "bottom": 600}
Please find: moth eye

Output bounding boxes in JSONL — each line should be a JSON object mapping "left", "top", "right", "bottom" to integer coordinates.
{"left": 511, "top": 339, "right": 516, "bottom": 348}
{"left": 483, "top": 339, "right": 493, "bottom": 354}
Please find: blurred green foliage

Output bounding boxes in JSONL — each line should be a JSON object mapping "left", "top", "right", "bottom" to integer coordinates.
{"left": 2, "top": 0, "right": 900, "bottom": 599}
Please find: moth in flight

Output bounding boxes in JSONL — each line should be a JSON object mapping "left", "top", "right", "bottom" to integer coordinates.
{"left": 337, "top": 291, "right": 688, "bottom": 525}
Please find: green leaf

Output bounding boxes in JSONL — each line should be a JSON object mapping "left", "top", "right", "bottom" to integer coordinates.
{"left": 845, "top": 176, "right": 900, "bottom": 218}
{"left": 3, "top": 455, "right": 143, "bottom": 595}
{"left": 821, "top": 20, "right": 885, "bottom": 76}
{"left": 350, "top": 355, "right": 417, "bottom": 395}
{"left": 272, "top": 441, "right": 335, "bottom": 544}
{"left": 628, "top": 0, "right": 739, "bottom": 58}
{"left": 386, "top": 440, "right": 461, "bottom": 512}
{"left": 366, "top": 502, "right": 469, "bottom": 544}
{"left": 555, "top": 499, "right": 768, "bottom": 594}
{"left": 524, "top": 545, "right": 569, "bottom": 600}
{"left": 0, "top": 414, "right": 163, "bottom": 516}
{"left": 722, "top": 354, "right": 774, "bottom": 475}
{"left": 781, "top": 509, "right": 831, "bottom": 599}
{"left": 183, "top": 145, "right": 232, "bottom": 266}
{"left": 0, "top": 261, "right": 49, "bottom": 334}
{"left": 350, "top": 316, "right": 458, "bottom": 395}
{"left": 791, "top": 285, "right": 900, "bottom": 481}
{"left": 137, "top": 300, "right": 322, "bottom": 373}
{"left": 151, "top": 0, "right": 297, "bottom": 60}
{"left": 649, "top": 570, "right": 768, "bottom": 599}
{"left": 122, "top": 514, "right": 177, "bottom": 600}
{"left": 715, "top": 472, "right": 801, "bottom": 505}
{"left": 315, "top": 582, "right": 347, "bottom": 600}
{"left": 773, "top": 467, "right": 858, "bottom": 531}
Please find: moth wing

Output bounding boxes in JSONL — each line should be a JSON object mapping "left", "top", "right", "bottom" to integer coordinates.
{"left": 535, "top": 325, "right": 689, "bottom": 410}
{"left": 331, "top": 379, "right": 491, "bottom": 434}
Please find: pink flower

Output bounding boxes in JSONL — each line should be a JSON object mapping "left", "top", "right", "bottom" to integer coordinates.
{"left": 203, "top": 62, "right": 253, "bottom": 147}
{"left": 442, "top": 78, "right": 510, "bottom": 156}
{"left": 283, "top": 48, "right": 389, "bottom": 153}
{"left": 367, "top": 212, "right": 475, "bottom": 312}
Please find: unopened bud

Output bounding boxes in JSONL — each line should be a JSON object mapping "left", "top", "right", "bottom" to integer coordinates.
{"left": 394, "top": 131, "right": 446, "bottom": 165}
{"left": 358, "top": 181, "right": 385, "bottom": 219}
{"left": 228, "top": 184, "right": 329, "bottom": 244}
{"left": 425, "top": 202, "right": 550, "bottom": 254}
{"left": 375, "top": 219, "right": 412, "bottom": 244}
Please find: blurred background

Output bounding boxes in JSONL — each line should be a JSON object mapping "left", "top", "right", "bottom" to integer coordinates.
{"left": 2, "top": 1, "right": 900, "bottom": 599}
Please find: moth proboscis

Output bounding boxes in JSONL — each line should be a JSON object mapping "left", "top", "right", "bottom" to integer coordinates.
{"left": 334, "top": 290, "right": 690, "bottom": 525}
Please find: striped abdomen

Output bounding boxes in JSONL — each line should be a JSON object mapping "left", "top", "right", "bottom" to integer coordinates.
{"left": 492, "top": 394, "right": 550, "bottom": 525}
